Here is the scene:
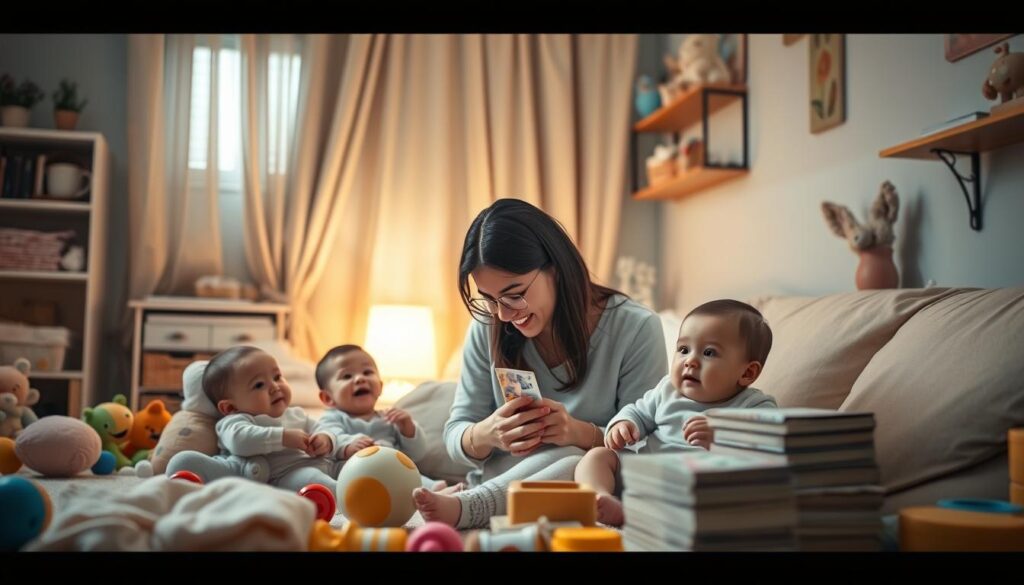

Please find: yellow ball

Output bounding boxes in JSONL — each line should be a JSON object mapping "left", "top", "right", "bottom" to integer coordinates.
{"left": 335, "top": 446, "right": 421, "bottom": 527}
{"left": 0, "top": 437, "right": 22, "bottom": 475}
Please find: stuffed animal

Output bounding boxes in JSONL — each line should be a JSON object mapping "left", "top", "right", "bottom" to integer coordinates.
{"left": 0, "top": 358, "right": 40, "bottom": 439}
{"left": 150, "top": 360, "right": 220, "bottom": 475}
{"left": 82, "top": 394, "right": 134, "bottom": 469}
{"left": 821, "top": 181, "right": 900, "bottom": 252}
{"left": 664, "top": 34, "right": 732, "bottom": 91}
{"left": 14, "top": 416, "right": 101, "bottom": 477}
{"left": 982, "top": 43, "right": 1024, "bottom": 105}
{"left": 124, "top": 399, "right": 172, "bottom": 465}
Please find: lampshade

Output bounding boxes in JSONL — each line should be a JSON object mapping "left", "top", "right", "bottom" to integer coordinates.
{"left": 364, "top": 304, "right": 438, "bottom": 382}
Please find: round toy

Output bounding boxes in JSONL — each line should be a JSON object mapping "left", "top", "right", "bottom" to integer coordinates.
{"left": 14, "top": 416, "right": 101, "bottom": 477}
{"left": 406, "top": 521, "right": 463, "bottom": 552}
{"left": 335, "top": 445, "right": 421, "bottom": 527}
{"left": 91, "top": 451, "right": 116, "bottom": 476}
{"left": 299, "top": 483, "right": 336, "bottom": 522}
{"left": 0, "top": 476, "right": 51, "bottom": 551}
{"left": 0, "top": 436, "right": 22, "bottom": 474}
{"left": 169, "top": 470, "right": 204, "bottom": 484}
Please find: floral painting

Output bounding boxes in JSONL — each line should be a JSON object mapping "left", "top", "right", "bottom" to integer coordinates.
{"left": 809, "top": 34, "right": 845, "bottom": 134}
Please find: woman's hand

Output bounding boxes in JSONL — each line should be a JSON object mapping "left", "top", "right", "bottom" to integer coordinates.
{"left": 537, "top": 399, "right": 592, "bottom": 449}
{"left": 474, "top": 396, "right": 550, "bottom": 458}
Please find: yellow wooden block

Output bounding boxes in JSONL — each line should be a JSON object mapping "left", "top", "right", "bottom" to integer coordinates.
{"left": 900, "top": 506, "right": 1024, "bottom": 551}
{"left": 508, "top": 480, "right": 596, "bottom": 526}
{"left": 551, "top": 527, "right": 623, "bottom": 552}
{"left": 1011, "top": 482, "right": 1024, "bottom": 506}
{"left": 1009, "top": 428, "right": 1024, "bottom": 484}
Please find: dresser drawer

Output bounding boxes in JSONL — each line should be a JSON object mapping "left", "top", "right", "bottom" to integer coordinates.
{"left": 144, "top": 317, "right": 212, "bottom": 351}
{"left": 210, "top": 317, "right": 275, "bottom": 350}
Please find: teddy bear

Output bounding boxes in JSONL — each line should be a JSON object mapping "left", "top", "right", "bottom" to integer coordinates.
{"left": 664, "top": 34, "right": 732, "bottom": 92}
{"left": 82, "top": 394, "right": 135, "bottom": 469}
{"left": 123, "top": 398, "right": 172, "bottom": 465}
{"left": 821, "top": 180, "right": 900, "bottom": 252}
{"left": 982, "top": 42, "right": 1024, "bottom": 105}
{"left": 0, "top": 358, "right": 40, "bottom": 439}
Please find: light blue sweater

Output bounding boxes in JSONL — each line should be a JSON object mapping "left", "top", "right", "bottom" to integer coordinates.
{"left": 444, "top": 295, "right": 667, "bottom": 483}
{"left": 608, "top": 375, "right": 777, "bottom": 453}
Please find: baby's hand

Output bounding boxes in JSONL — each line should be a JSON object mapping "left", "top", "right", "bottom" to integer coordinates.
{"left": 382, "top": 407, "right": 416, "bottom": 438}
{"left": 283, "top": 429, "right": 310, "bottom": 450}
{"left": 305, "top": 432, "right": 334, "bottom": 457}
{"left": 343, "top": 435, "right": 376, "bottom": 459}
{"left": 605, "top": 421, "right": 639, "bottom": 450}
{"left": 683, "top": 416, "right": 712, "bottom": 450}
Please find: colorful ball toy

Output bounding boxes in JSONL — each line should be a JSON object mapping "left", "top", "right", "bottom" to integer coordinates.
{"left": 335, "top": 445, "right": 421, "bottom": 527}
{"left": 0, "top": 476, "right": 51, "bottom": 550}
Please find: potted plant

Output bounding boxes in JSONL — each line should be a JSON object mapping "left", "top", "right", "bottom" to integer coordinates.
{"left": 52, "top": 79, "right": 88, "bottom": 131}
{"left": 0, "top": 74, "right": 46, "bottom": 128}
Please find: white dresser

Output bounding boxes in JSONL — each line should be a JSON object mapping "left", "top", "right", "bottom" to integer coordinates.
{"left": 128, "top": 296, "right": 290, "bottom": 411}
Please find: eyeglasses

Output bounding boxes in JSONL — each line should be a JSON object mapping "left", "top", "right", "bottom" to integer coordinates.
{"left": 468, "top": 269, "right": 542, "bottom": 317}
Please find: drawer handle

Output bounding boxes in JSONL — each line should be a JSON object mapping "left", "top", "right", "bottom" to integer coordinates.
{"left": 168, "top": 332, "right": 187, "bottom": 342}
{"left": 234, "top": 334, "right": 254, "bottom": 342}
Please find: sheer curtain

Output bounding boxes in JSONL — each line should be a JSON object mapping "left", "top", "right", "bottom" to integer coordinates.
{"left": 130, "top": 34, "right": 638, "bottom": 375}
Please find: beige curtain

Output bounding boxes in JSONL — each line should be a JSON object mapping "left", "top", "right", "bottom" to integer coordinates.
{"left": 127, "top": 34, "right": 224, "bottom": 300}
{"left": 239, "top": 34, "right": 637, "bottom": 372}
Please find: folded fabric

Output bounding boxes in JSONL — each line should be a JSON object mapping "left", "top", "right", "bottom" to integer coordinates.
{"left": 26, "top": 476, "right": 316, "bottom": 551}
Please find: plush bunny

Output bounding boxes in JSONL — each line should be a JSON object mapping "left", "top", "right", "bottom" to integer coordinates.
{"left": 664, "top": 34, "right": 732, "bottom": 91}
{"left": 821, "top": 181, "right": 900, "bottom": 252}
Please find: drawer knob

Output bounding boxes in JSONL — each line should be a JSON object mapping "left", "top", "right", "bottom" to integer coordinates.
{"left": 234, "top": 333, "right": 254, "bottom": 342}
{"left": 168, "top": 332, "right": 187, "bottom": 341}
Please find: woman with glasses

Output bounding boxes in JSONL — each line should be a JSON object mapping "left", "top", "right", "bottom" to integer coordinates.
{"left": 413, "top": 198, "right": 667, "bottom": 528}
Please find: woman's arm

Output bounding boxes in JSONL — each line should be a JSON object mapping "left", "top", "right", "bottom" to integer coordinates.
{"left": 444, "top": 320, "right": 501, "bottom": 464}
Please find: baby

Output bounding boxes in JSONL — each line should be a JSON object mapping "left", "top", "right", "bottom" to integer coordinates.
{"left": 315, "top": 344, "right": 457, "bottom": 492}
{"left": 167, "top": 345, "right": 340, "bottom": 492}
{"left": 575, "top": 299, "right": 778, "bottom": 526}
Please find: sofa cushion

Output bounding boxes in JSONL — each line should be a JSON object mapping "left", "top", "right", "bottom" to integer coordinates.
{"left": 395, "top": 380, "right": 475, "bottom": 485}
{"left": 841, "top": 287, "right": 1024, "bottom": 495}
{"left": 750, "top": 288, "right": 965, "bottom": 409}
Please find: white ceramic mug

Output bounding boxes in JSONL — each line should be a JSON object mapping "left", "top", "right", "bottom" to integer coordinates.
{"left": 46, "top": 163, "right": 91, "bottom": 199}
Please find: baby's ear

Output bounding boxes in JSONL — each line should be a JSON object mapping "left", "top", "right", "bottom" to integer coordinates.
{"left": 739, "top": 361, "right": 763, "bottom": 387}
{"left": 318, "top": 390, "right": 335, "bottom": 407}
{"left": 216, "top": 400, "right": 236, "bottom": 417}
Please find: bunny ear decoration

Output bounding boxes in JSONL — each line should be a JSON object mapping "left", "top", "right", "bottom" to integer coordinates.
{"left": 871, "top": 181, "right": 900, "bottom": 224}
{"left": 821, "top": 201, "right": 856, "bottom": 239}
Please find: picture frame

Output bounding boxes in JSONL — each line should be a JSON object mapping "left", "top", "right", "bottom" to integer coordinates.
{"left": 945, "top": 34, "right": 1015, "bottom": 63}
{"left": 809, "top": 34, "right": 845, "bottom": 134}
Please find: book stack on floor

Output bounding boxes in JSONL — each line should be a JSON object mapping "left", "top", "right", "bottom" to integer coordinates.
{"left": 706, "top": 407, "right": 883, "bottom": 551}
{"left": 620, "top": 450, "right": 797, "bottom": 551}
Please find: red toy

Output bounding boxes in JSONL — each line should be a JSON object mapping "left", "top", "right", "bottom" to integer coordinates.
{"left": 299, "top": 484, "right": 336, "bottom": 522}
{"left": 406, "top": 522, "right": 463, "bottom": 552}
{"left": 168, "top": 470, "right": 203, "bottom": 484}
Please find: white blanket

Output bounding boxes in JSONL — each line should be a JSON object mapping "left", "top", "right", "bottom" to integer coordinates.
{"left": 26, "top": 476, "right": 317, "bottom": 551}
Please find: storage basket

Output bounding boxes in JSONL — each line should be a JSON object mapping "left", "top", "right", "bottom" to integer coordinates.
{"left": 0, "top": 322, "right": 71, "bottom": 372}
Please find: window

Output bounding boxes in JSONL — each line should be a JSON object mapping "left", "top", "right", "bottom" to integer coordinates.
{"left": 187, "top": 38, "right": 302, "bottom": 194}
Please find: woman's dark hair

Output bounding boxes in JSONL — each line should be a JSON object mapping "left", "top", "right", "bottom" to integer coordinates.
{"left": 459, "top": 198, "right": 624, "bottom": 391}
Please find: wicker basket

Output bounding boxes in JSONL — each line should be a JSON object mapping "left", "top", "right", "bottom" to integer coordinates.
{"left": 142, "top": 351, "right": 213, "bottom": 389}
{"left": 646, "top": 158, "right": 676, "bottom": 186}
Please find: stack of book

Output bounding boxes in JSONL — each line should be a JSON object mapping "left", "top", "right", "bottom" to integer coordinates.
{"left": 620, "top": 450, "right": 797, "bottom": 551}
{"left": 706, "top": 407, "right": 883, "bottom": 551}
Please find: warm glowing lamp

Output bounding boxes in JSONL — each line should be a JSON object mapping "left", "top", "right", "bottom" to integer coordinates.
{"left": 364, "top": 305, "right": 438, "bottom": 405}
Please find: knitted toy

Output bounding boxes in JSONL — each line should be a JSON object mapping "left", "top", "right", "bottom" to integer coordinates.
{"left": 664, "top": 34, "right": 732, "bottom": 91}
{"left": 0, "top": 358, "right": 40, "bottom": 439}
{"left": 82, "top": 394, "right": 134, "bottom": 469}
{"left": 821, "top": 181, "right": 900, "bottom": 252}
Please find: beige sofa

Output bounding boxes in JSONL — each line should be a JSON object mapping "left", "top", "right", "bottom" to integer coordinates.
{"left": 402, "top": 287, "right": 1024, "bottom": 515}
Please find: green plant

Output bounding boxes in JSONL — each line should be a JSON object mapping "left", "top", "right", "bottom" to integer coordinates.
{"left": 0, "top": 74, "right": 46, "bottom": 108}
{"left": 52, "top": 79, "right": 88, "bottom": 112}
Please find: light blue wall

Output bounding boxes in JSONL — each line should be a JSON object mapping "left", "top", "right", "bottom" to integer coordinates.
{"left": 625, "top": 34, "right": 1024, "bottom": 313}
{"left": 0, "top": 34, "right": 129, "bottom": 395}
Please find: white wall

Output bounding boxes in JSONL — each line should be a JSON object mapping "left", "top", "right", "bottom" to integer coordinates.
{"left": 648, "top": 34, "right": 1024, "bottom": 313}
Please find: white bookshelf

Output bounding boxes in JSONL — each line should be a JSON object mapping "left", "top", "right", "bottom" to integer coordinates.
{"left": 0, "top": 128, "right": 109, "bottom": 418}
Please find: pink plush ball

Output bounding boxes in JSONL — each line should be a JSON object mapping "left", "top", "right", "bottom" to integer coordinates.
{"left": 15, "top": 416, "right": 102, "bottom": 477}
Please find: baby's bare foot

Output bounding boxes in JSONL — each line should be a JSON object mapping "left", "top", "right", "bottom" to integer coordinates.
{"left": 596, "top": 493, "right": 625, "bottom": 527}
{"left": 413, "top": 487, "right": 462, "bottom": 526}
